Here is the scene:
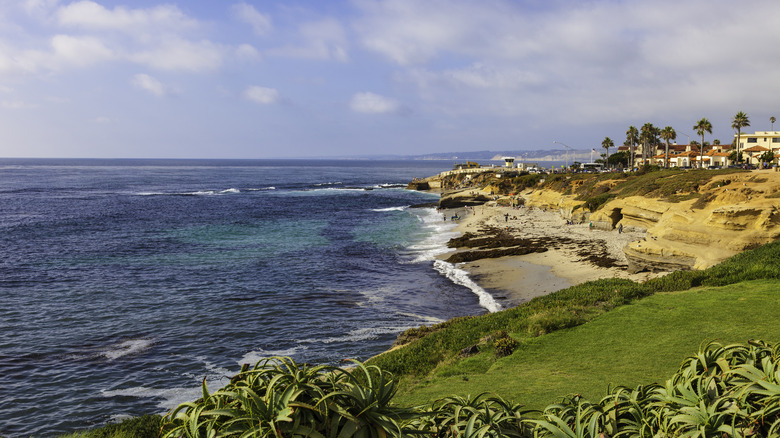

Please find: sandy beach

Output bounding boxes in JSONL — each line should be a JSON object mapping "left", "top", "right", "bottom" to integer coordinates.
{"left": 439, "top": 202, "right": 664, "bottom": 307}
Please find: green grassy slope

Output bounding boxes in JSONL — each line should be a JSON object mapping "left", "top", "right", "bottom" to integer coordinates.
{"left": 393, "top": 279, "right": 780, "bottom": 409}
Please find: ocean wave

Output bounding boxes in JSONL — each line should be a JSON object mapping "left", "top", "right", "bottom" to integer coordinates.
{"left": 433, "top": 260, "right": 502, "bottom": 313}
{"left": 101, "top": 357, "right": 235, "bottom": 412}
{"left": 403, "top": 207, "right": 459, "bottom": 263}
{"left": 300, "top": 326, "right": 410, "bottom": 345}
{"left": 371, "top": 206, "right": 407, "bottom": 212}
{"left": 136, "top": 188, "right": 242, "bottom": 196}
{"left": 238, "top": 347, "right": 302, "bottom": 366}
{"left": 99, "top": 338, "right": 154, "bottom": 361}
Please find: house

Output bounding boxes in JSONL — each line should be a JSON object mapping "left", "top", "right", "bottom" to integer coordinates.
{"left": 742, "top": 145, "right": 771, "bottom": 165}
{"left": 735, "top": 131, "right": 780, "bottom": 160}
{"left": 709, "top": 151, "right": 731, "bottom": 168}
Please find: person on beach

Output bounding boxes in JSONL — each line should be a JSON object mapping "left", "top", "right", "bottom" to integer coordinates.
{"left": 618, "top": 223, "right": 623, "bottom": 234}
{"left": 505, "top": 213, "right": 509, "bottom": 222}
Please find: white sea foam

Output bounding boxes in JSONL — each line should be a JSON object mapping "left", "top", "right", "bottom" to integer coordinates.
{"left": 395, "top": 312, "right": 446, "bottom": 325}
{"left": 100, "top": 338, "right": 154, "bottom": 361}
{"left": 219, "top": 188, "right": 240, "bottom": 194}
{"left": 371, "top": 206, "right": 407, "bottom": 212}
{"left": 433, "top": 260, "right": 502, "bottom": 313}
{"left": 102, "top": 382, "right": 223, "bottom": 413}
{"left": 238, "top": 347, "right": 301, "bottom": 366}
{"left": 300, "top": 326, "right": 410, "bottom": 345}
{"left": 101, "top": 357, "right": 236, "bottom": 412}
{"left": 405, "top": 208, "right": 459, "bottom": 263}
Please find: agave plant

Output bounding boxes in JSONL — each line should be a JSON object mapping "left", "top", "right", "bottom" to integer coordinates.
{"left": 410, "top": 393, "right": 531, "bottom": 438}
{"left": 161, "top": 357, "right": 336, "bottom": 438}
{"left": 314, "top": 360, "right": 419, "bottom": 438}
{"left": 160, "top": 357, "right": 426, "bottom": 438}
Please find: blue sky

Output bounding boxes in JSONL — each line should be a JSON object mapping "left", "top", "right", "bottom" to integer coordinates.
{"left": 1, "top": 0, "right": 780, "bottom": 158}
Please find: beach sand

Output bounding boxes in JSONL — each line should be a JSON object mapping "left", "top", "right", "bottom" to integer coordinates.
{"left": 439, "top": 203, "right": 664, "bottom": 307}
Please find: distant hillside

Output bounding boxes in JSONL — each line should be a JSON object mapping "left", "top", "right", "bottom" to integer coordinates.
{"left": 409, "top": 149, "right": 596, "bottom": 162}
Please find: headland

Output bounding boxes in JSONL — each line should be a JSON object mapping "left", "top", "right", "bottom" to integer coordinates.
{"left": 411, "top": 165, "right": 780, "bottom": 305}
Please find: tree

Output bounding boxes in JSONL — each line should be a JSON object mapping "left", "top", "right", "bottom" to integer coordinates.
{"left": 731, "top": 111, "right": 750, "bottom": 163}
{"left": 713, "top": 139, "right": 721, "bottom": 145}
{"left": 772, "top": 116, "right": 776, "bottom": 131}
{"left": 601, "top": 137, "right": 614, "bottom": 170}
{"left": 660, "top": 126, "right": 676, "bottom": 169}
{"left": 625, "top": 126, "right": 639, "bottom": 168}
{"left": 728, "top": 150, "right": 742, "bottom": 164}
{"left": 609, "top": 151, "right": 629, "bottom": 168}
{"left": 694, "top": 117, "right": 713, "bottom": 168}
{"left": 759, "top": 151, "right": 775, "bottom": 166}
{"left": 639, "top": 123, "right": 658, "bottom": 164}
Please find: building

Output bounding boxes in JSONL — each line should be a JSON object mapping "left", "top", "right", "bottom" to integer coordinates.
{"left": 735, "top": 131, "right": 780, "bottom": 162}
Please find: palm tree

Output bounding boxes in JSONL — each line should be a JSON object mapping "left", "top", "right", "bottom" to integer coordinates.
{"left": 639, "top": 123, "right": 658, "bottom": 165}
{"left": 626, "top": 126, "right": 639, "bottom": 169}
{"left": 731, "top": 111, "right": 750, "bottom": 163}
{"left": 601, "top": 137, "right": 614, "bottom": 169}
{"left": 771, "top": 116, "right": 776, "bottom": 131}
{"left": 660, "top": 126, "right": 676, "bottom": 169}
{"left": 694, "top": 118, "right": 713, "bottom": 169}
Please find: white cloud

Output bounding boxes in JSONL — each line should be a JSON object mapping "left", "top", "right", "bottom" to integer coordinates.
{"left": 56, "top": 1, "right": 197, "bottom": 33}
{"left": 131, "top": 73, "right": 168, "bottom": 96}
{"left": 349, "top": 92, "right": 400, "bottom": 114}
{"left": 22, "top": 0, "right": 60, "bottom": 16}
{"left": 2, "top": 100, "right": 38, "bottom": 109}
{"left": 231, "top": 2, "right": 272, "bottom": 36}
{"left": 243, "top": 86, "right": 280, "bottom": 104}
{"left": 129, "top": 38, "right": 223, "bottom": 72}
{"left": 235, "top": 43, "right": 260, "bottom": 61}
{"left": 267, "top": 18, "right": 349, "bottom": 61}
{"left": 50, "top": 34, "right": 114, "bottom": 67}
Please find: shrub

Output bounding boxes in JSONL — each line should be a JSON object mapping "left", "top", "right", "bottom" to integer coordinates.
{"left": 66, "top": 415, "right": 162, "bottom": 438}
{"left": 493, "top": 330, "right": 518, "bottom": 357}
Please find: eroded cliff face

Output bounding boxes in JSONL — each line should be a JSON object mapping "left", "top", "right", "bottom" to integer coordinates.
{"left": 521, "top": 171, "right": 780, "bottom": 272}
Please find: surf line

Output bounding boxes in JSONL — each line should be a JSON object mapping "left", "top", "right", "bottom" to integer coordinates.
{"left": 433, "top": 260, "right": 502, "bottom": 313}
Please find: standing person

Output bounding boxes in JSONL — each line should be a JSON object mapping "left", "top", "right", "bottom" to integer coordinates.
{"left": 618, "top": 223, "right": 623, "bottom": 234}
{"left": 505, "top": 213, "right": 509, "bottom": 222}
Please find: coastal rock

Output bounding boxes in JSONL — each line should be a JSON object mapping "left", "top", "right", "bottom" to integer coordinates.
{"left": 607, "top": 173, "right": 780, "bottom": 271}
{"left": 515, "top": 172, "right": 780, "bottom": 272}
{"left": 439, "top": 190, "right": 491, "bottom": 208}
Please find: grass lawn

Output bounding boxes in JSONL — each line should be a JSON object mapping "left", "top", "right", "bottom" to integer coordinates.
{"left": 393, "top": 279, "right": 780, "bottom": 410}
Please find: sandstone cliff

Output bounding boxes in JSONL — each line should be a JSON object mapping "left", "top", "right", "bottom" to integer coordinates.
{"left": 518, "top": 171, "right": 780, "bottom": 272}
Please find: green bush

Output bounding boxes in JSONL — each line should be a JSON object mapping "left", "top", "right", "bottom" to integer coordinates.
{"left": 63, "top": 415, "right": 162, "bottom": 438}
{"left": 494, "top": 337, "right": 519, "bottom": 357}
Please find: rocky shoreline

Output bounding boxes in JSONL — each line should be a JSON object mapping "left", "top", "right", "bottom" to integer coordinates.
{"left": 432, "top": 196, "right": 663, "bottom": 307}
{"left": 420, "top": 169, "right": 780, "bottom": 275}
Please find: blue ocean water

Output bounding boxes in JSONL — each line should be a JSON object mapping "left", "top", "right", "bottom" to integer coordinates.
{"left": 0, "top": 159, "right": 501, "bottom": 437}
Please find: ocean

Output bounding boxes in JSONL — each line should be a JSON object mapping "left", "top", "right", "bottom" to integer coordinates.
{"left": 0, "top": 159, "right": 502, "bottom": 437}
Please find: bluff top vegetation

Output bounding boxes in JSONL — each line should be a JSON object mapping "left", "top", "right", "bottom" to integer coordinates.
{"left": 441, "top": 166, "right": 747, "bottom": 211}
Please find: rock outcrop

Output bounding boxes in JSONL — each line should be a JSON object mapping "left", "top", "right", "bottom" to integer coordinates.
{"left": 514, "top": 171, "right": 780, "bottom": 272}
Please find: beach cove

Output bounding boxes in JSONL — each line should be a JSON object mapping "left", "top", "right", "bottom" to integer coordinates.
{"left": 435, "top": 197, "right": 664, "bottom": 308}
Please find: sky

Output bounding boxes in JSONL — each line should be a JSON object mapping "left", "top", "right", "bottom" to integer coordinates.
{"left": 2, "top": 0, "right": 780, "bottom": 159}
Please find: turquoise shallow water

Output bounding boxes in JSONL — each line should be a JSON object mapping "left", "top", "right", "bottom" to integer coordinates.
{"left": 0, "top": 159, "right": 501, "bottom": 437}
